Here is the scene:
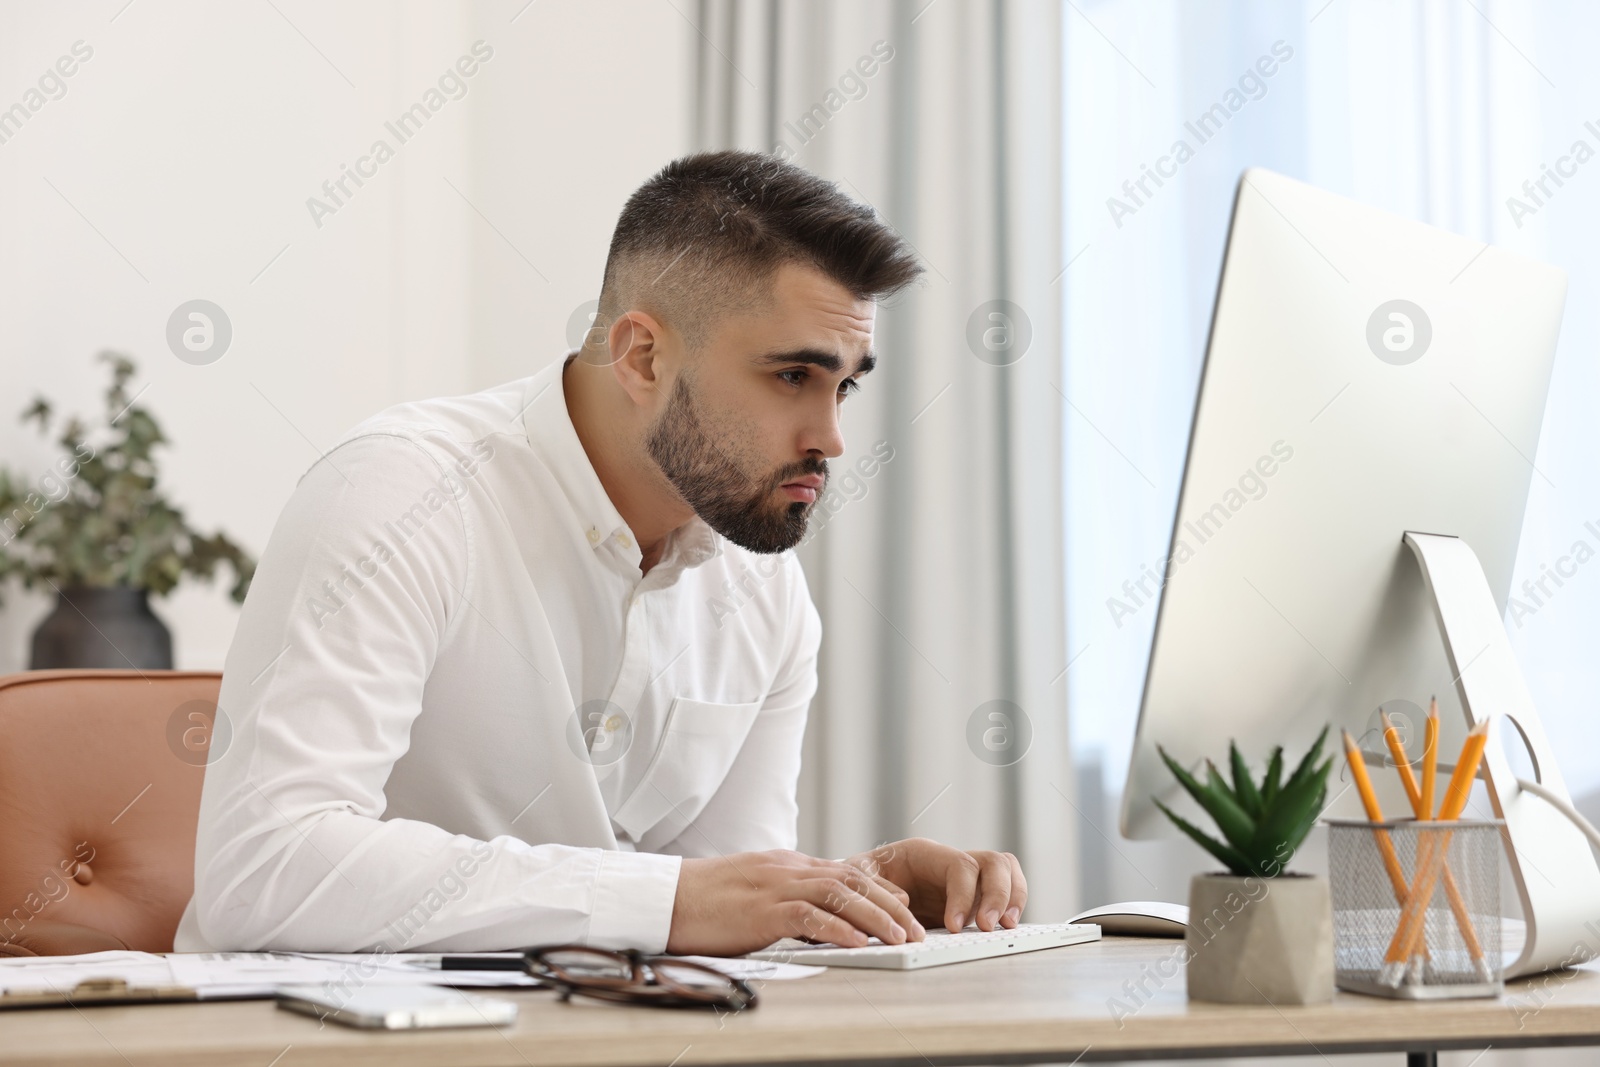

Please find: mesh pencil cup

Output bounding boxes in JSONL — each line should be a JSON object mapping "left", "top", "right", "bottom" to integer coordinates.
{"left": 1326, "top": 818, "right": 1504, "bottom": 999}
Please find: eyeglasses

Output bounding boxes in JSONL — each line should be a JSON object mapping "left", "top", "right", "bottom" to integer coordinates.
{"left": 516, "top": 945, "right": 758, "bottom": 1012}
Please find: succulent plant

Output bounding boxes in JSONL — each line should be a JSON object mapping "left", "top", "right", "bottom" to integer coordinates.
{"left": 1155, "top": 725, "right": 1333, "bottom": 878}
{"left": 0, "top": 351, "right": 256, "bottom": 606}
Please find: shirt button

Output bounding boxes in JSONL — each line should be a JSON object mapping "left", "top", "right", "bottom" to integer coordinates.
{"left": 585, "top": 528, "right": 601, "bottom": 545}
{"left": 616, "top": 532, "right": 632, "bottom": 548}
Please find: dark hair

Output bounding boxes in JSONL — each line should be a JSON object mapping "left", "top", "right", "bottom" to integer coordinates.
{"left": 596, "top": 150, "right": 923, "bottom": 348}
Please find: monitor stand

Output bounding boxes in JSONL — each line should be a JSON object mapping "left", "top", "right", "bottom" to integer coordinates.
{"left": 1405, "top": 531, "right": 1600, "bottom": 978}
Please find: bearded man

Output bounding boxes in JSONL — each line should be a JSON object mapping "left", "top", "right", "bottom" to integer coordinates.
{"left": 179, "top": 150, "right": 1028, "bottom": 955}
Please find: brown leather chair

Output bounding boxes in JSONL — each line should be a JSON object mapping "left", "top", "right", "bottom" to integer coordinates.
{"left": 0, "top": 669, "right": 219, "bottom": 957}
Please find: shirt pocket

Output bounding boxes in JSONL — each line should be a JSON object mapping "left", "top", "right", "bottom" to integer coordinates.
{"left": 610, "top": 696, "right": 762, "bottom": 846}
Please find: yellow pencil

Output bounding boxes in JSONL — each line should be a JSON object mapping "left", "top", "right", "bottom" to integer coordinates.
{"left": 1380, "top": 709, "right": 1484, "bottom": 974}
{"left": 1421, "top": 697, "right": 1439, "bottom": 819}
{"left": 1342, "top": 728, "right": 1410, "bottom": 902}
{"left": 1380, "top": 721, "right": 1490, "bottom": 985}
{"left": 1380, "top": 710, "right": 1422, "bottom": 811}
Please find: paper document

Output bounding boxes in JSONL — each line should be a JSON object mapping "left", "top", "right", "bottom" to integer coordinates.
{"left": 0, "top": 951, "right": 536, "bottom": 1000}
{"left": 680, "top": 955, "right": 824, "bottom": 980}
{"left": 0, "top": 949, "right": 822, "bottom": 1000}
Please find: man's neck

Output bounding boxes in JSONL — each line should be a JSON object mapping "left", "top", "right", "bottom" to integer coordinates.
{"left": 562, "top": 355, "right": 693, "bottom": 574}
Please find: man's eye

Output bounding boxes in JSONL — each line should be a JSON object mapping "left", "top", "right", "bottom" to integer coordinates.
{"left": 777, "top": 369, "right": 860, "bottom": 396}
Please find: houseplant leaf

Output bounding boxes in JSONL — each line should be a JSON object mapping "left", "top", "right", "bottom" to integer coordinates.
{"left": 1230, "top": 741, "right": 1264, "bottom": 819}
{"left": 1247, "top": 757, "right": 1332, "bottom": 873}
{"left": 1260, "top": 745, "right": 1285, "bottom": 806}
{"left": 1284, "top": 724, "right": 1330, "bottom": 792}
{"left": 0, "top": 351, "right": 257, "bottom": 610}
{"left": 1154, "top": 799, "right": 1253, "bottom": 876}
{"left": 1158, "top": 745, "right": 1256, "bottom": 849}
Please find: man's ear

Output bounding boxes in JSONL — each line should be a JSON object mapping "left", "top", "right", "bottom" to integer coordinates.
{"left": 606, "top": 310, "right": 673, "bottom": 411}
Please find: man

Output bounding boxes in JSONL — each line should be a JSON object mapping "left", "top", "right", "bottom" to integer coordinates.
{"left": 178, "top": 150, "right": 1028, "bottom": 956}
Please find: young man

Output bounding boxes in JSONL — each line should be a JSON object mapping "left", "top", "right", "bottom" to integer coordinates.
{"left": 178, "top": 151, "right": 1028, "bottom": 956}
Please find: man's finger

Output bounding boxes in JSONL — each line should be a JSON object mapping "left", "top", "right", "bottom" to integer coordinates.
{"left": 972, "top": 852, "right": 1012, "bottom": 931}
{"left": 847, "top": 844, "right": 897, "bottom": 881}
{"left": 804, "top": 875, "right": 908, "bottom": 945}
{"left": 943, "top": 855, "right": 981, "bottom": 932}
{"left": 1001, "top": 852, "right": 1028, "bottom": 926}
{"left": 861, "top": 872, "right": 923, "bottom": 938}
{"left": 787, "top": 902, "right": 869, "bottom": 948}
{"left": 837, "top": 865, "right": 924, "bottom": 940}
{"left": 842, "top": 848, "right": 913, "bottom": 911}
{"left": 871, "top": 872, "right": 912, "bottom": 907}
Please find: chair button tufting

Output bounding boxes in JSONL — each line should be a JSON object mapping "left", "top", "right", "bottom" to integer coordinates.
{"left": 73, "top": 863, "right": 93, "bottom": 886}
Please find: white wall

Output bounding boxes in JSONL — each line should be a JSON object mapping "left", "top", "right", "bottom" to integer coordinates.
{"left": 0, "top": 0, "right": 692, "bottom": 670}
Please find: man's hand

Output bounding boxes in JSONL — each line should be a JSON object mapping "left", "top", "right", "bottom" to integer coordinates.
{"left": 844, "top": 838, "right": 1027, "bottom": 933}
{"left": 666, "top": 850, "right": 927, "bottom": 957}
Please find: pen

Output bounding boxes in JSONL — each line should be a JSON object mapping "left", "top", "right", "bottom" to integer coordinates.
{"left": 407, "top": 955, "right": 529, "bottom": 971}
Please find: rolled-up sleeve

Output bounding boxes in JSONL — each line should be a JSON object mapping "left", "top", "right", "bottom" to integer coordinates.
{"left": 182, "top": 433, "right": 681, "bottom": 953}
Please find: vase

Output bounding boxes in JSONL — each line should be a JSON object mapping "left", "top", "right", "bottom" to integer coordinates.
{"left": 29, "top": 585, "right": 174, "bottom": 670}
{"left": 1185, "top": 872, "right": 1334, "bottom": 1005}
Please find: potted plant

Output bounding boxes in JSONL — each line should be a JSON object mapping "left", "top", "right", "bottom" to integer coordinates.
{"left": 0, "top": 352, "right": 256, "bottom": 669}
{"left": 1155, "top": 726, "right": 1335, "bottom": 1005}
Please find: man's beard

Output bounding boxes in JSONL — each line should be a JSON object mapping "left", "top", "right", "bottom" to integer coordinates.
{"left": 645, "top": 374, "right": 827, "bottom": 554}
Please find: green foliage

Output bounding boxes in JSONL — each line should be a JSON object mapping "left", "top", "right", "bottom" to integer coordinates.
{"left": 1154, "top": 725, "right": 1332, "bottom": 878}
{"left": 0, "top": 352, "right": 256, "bottom": 606}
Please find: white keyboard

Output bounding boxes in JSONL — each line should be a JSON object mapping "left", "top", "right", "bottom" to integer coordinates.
{"left": 745, "top": 921, "right": 1101, "bottom": 970}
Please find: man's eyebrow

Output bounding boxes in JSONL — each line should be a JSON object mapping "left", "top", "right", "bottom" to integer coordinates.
{"left": 756, "top": 349, "right": 877, "bottom": 375}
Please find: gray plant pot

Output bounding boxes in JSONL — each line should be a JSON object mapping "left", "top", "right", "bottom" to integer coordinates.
{"left": 29, "top": 585, "right": 173, "bottom": 670}
{"left": 1185, "top": 872, "right": 1334, "bottom": 1005}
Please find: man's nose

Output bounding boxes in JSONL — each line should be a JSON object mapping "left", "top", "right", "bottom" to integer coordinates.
{"left": 802, "top": 400, "right": 846, "bottom": 459}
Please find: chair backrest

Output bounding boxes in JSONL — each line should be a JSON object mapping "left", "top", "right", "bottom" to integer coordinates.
{"left": 0, "top": 669, "right": 220, "bottom": 952}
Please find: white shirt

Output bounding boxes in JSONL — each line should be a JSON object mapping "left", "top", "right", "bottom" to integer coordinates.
{"left": 175, "top": 354, "right": 821, "bottom": 954}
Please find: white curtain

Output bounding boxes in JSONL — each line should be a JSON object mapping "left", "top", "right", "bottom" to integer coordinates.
{"left": 1066, "top": 5, "right": 1600, "bottom": 1061}
{"left": 1062, "top": 4, "right": 1600, "bottom": 1062}
{"left": 690, "top": 0, "right": 1076, "bottom": 922}
{"left": 1066, "top": 0, "right": 1600, "bottom": 860}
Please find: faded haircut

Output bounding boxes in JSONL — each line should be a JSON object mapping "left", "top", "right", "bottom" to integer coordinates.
{"left": 596, "top": 150, "right": 923, "bottom": 351}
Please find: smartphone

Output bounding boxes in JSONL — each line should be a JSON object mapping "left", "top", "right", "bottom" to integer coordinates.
{"left": 275, "top": 983, "right": 518, "bottom": 1030}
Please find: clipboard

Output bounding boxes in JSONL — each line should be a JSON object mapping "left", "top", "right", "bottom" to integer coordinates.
{"left": 0, "top": 977, "right": 201, "bottom": 1010}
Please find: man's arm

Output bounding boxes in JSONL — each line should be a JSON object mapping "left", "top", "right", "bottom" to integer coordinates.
{"left": 649, "top": 554, "right": 931, "bottom": 954}
{"left": 185, "top": 434, "right": 680, "bottom": 953}
{"left": 659, "top": 554, "right": 1029, "bottom": 942}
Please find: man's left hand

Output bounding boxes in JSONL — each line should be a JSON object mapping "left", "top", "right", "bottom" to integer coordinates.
{"left": 843, "top": 838, "right": 1027, "bottom": 935}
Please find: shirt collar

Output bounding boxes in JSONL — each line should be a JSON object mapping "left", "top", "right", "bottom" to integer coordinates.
{"left": 520, "top": 354, "right": 722, "bottom": 569}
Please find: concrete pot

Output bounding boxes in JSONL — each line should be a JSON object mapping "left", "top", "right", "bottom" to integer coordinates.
{"left": 1185, "top": 872, "right": 1334, "bottom": 1005}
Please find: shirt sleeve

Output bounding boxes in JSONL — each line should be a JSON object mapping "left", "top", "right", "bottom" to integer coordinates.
{"left": 183, "top": 432, "right": 681, "bottom": 954}
{"left": 661, "top": 552, "right": 822, "bottom": 856}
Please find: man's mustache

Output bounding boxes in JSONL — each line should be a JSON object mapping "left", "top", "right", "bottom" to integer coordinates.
{"left": 770, "top": 457, "right": 829, "bottom": 491}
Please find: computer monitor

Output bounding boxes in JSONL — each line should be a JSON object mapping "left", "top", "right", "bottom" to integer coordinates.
{"left": 1118, "top": 169, "right": 1599, "bottom": 976}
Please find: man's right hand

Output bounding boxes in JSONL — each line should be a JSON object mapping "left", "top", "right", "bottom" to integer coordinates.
{"left": 665, "top": 850, "right": 927, "bottom": 956}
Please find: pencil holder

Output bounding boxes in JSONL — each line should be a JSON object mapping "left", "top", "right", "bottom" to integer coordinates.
{"left": 1326, "top": 818, "right": 1504, "bottom": 999}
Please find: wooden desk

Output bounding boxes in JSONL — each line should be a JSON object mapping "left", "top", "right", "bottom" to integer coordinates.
{"left": 4, "top": 938, "right": 1600, "bottom": 1066}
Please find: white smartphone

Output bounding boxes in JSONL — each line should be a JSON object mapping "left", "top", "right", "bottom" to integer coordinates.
{"left": 275, "top": 983, "right": 518, "bottom": 1030}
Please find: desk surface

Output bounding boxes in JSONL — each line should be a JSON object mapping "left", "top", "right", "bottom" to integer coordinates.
{"left": 5, "top": 938, "right": 1600, "bottom": 1067}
